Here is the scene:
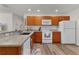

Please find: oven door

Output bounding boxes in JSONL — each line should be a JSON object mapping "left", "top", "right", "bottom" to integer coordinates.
{"left": 42, "top": 32, "right": 52, "bottom": 40}
{"left": 42, "top": 31, "right": 52, "bottom": 43}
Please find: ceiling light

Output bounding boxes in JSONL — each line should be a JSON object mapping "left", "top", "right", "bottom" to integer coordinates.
{"left": 27, "top": 9, "right": 31, "bottom": 11}
{"left": 55, "top": 9, "right": 59, "bottom": 12}
{"left": 37, "top": 9, "right": 40, "bottom": 12}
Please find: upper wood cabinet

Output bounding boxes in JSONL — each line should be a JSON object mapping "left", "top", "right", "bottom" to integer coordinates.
{"left": 27, "top": 16, "right": 35, "bottom": 25}
{"left": 42, "top": 16, "right": 51, "bottom": 19}
{"left": 59, "top": 16, "right": 70, "bottom": 21}
{"left": 51, "top": 16, "right": 59, "bottom": 25}
{"left": 26, "top": 16, "right": 70, "bottom": 26}
{"left": 34, "top": 16, "right": 42, "bottom": 26}
{"left": 27, "top": 16, "right": 42, "bottom": 26}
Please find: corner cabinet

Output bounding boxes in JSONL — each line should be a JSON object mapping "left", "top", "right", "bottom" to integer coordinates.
{"left": 52, "top": 32, "right": 61, "bottom": 43}
{"left": 34, "top": 32, "right": 42, "bottom": 43}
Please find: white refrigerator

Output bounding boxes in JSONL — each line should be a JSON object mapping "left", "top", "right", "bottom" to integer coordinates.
{"left": 59, "top": 21, "right": 76, "bottom": 44}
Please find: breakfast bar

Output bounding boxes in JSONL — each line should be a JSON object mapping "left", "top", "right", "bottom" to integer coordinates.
{"left": 0, "top": 31, "right": 34, "bottom": 55}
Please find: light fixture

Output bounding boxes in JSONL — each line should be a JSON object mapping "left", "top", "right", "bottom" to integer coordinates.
{"left": 27, "top": 9, "right": 31, "bottom": 11}
{"left": 37, "top": 9, "right": 40, "bottom": 12}
{"left": 55, "top": 9, "right": 59, "bottom": 12}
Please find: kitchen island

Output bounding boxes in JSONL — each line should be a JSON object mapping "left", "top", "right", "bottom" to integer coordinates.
{"left": 0, "top": 31, "right": 34, "bottom": 55}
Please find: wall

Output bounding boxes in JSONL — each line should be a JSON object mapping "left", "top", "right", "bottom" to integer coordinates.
{"left": 12, "top": 14, "right": 24, "bottom": 30}
{"left": 65, "top": 8, "right": 79, "bottom": 46}
{"left": 0, "top": 13, "right": 13, "bottom": 31}
{"left": 0, "top": 5, "right": 24, "bottom": 31}
{"left": 0, "top": 5, "right": 11, "bottom": 13}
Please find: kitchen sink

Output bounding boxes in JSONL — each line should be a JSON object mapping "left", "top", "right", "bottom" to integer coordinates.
{"left": 21, "top": 32, "right": 30, "bottom": 35}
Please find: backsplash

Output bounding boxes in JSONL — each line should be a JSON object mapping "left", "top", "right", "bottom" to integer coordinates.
{"left": 27, "top": 26, "right": 58, "bottom": 31}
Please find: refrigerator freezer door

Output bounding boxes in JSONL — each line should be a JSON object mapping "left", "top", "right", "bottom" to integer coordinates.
{"left": 64, "top": 21, "right": 75, "bottom": 29}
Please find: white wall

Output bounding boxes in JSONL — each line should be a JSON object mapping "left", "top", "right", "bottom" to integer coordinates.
{"left": 66, "top": 8, "right": 79, "bottom": 46}
{"left": 0, "top": 5, "right": 24, "bottom": 31}
{"left": 13, "top": 14, "right": 24, "bottom": 30}
{"left": 0, "top": 5, "right": 11, "bottom": 13}
{"left": 0, "top": 13, "right": 13, "bottom": 31}
{"left": 65, "top": 8, "right": 79, "bottom": 21}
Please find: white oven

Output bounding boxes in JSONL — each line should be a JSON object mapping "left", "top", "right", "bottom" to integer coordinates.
{"left": 42, "top": 30, "right": 52, "bottom": 43}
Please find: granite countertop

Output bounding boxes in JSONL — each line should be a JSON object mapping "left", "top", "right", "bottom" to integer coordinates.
{"left": 0, "top": 31, "right": 34, "bottom": 47}
{"left": 0, "top": 31, "right": 15, "bottom": 34}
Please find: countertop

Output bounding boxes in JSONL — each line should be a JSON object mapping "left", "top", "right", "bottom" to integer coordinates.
{"left": 0, "top": 31, "right": 34, "bottom": 47}
{"left": 0, "top": 31, "right": 15, "bottom": 34}
{"left": 0, "top": 29, "right": 60, "bottom": 47}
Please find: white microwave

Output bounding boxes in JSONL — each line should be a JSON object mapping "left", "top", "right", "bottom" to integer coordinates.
{"left": 42, "top": 20, "right": 52, "bottom": 25}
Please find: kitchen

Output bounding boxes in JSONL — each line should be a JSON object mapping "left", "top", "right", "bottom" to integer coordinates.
{"left": 0, "top": 4, "right": 79, "bottom": 55}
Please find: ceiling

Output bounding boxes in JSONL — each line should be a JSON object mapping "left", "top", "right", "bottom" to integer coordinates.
{"left": 4, "top": 4, "right": 79, "bottom": 17}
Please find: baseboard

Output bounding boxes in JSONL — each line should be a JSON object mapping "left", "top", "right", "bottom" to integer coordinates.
{"left": 61, "top": 43, "right": 75, "bottom": 45}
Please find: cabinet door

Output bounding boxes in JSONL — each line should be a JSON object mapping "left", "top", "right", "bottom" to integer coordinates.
{"left": 0, "top": 47, "right": 21, "bottom": 55}
{"left": 51, "top": 16, "right": 59, "bottom": 25}
{"left": 35, "top": 32, "right": 42, "bottom": 43}
{"left": 53, "top": 32, "right": 61, "bottom": 43}
{"left": 27, "top": 16, "right": 35, "bottom": 26}
{"left": 34, "top": 16, "right": 42, "bottom": 26}
{"left": 59, "top": 16, "right": 70, "bottom": 21}
{"left": 42, "top": 16, "right": 50, "bottom": 19}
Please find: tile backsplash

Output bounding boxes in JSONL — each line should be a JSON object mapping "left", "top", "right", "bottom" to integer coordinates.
{"left": 27, "top": 26, "right": 58, "bottom": 31}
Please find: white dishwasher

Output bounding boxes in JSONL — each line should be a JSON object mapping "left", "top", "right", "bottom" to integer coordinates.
{"left": 22, "top": 37, "right": 31, "bottom": 55}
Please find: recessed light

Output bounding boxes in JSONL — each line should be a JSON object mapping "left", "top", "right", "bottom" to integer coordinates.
{"left": 27, "top": 9, "right": 31, "bottom": 11}
{"left": 37, "top": 9, "right": 40, "bottom": 12}
{"left": 55, "top": 9, "right": 59, "bottom": 12}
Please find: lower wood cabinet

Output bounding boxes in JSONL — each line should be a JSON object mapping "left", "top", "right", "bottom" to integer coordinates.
{"left": 34, "top": 32, "right": 42, "bottom": 43}
{"left": 52, "top": 32, "right": 61, "bottom": 43}
{"left": 0, "top": 38, "right": 31, "bottom": 55}
{"left": 0, "top": 47, "right": 22, "bottom": 55}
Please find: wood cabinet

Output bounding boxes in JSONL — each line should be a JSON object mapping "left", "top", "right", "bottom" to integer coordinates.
{"left": 0, "top": 47, "right": 22, "bottom": 55}
{"left": 34, "top": 32, "right": 42, "bottom": 43}
{"left": 27, "top": 16, "right": 42, "bottom": 26}
{"left": 42, "top": 16, "right": 51, "bottom": 19}
{"left": 34, "top": 16, "right": 42, "bottom": 26}
{"left": 51, "top": 16, "right": 59, "bottom": 25}
{"left": 27, "top": 16, "right": 35, "bottom": 25}
{"left": 0, "top": 38, "right": 31, "bottom": 55}
{"left": 59, "top": 16, "right": 70, "bottom": 21}
{"left": 52, "top": 32, "right": 61, "bottom": 43}
{"left": 26, "top": 16, "right": 70, "bottom": 26}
